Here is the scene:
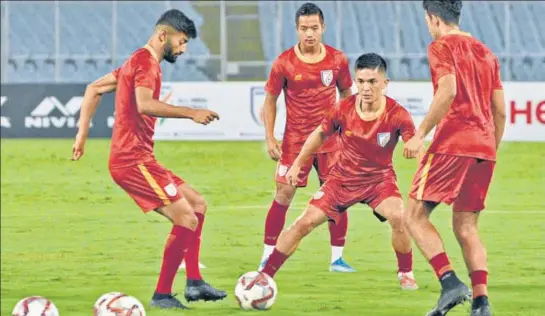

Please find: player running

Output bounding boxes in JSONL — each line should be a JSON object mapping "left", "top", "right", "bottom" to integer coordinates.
{"left": 403, "top": 1, "right": 506, "bottom": 315}
{"left": 260, "top": 53, "right": 419, "bottom": 290}
{"left": 71, "top": 9, "right": 227, "bottom": 309}
{"left": 259, "top": 2, "right": 355, "bottom": 273}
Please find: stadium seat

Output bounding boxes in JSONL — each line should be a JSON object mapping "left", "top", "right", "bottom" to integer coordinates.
{"left": 3, "top": 1, "right": 544, "bottom": 82}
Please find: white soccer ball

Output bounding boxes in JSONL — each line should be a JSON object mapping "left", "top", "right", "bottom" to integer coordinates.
{"left": 235, "top": 271, "right": 278, "bottom": 310}
{"left": 12, "top": 296, "right": 59, "bottom": 316}
{"left": 93, "top": 292, "right": 146, "bottom": 316}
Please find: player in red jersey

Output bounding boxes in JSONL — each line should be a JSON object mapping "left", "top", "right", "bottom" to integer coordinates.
{"left": 259, "top": 2, "right": 356, "bottom": 273}
{"left": 71, "top": 9, "right": 227, "bottom": 309}
{"left": 260, "top": 53, "right": 419, "bottom": 291}
{"left": 403, "top": 1, "right": 506, "bottom": 315}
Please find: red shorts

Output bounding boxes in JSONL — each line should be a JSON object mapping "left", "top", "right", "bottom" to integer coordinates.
{"left": 109, "top": 160, "right": 185, "bottom": 213}
{"left": 310, "top": 177, "right": 402, "bottom": 224}
{"left": 409, "top": 153, "right": 495, "bottom": 212}
{"left": 276, "top": 151, "right": 338, "bottom": 187}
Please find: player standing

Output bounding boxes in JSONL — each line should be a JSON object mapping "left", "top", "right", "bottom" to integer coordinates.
{"left": 260, "top": 53, "right": 419, "bottom": 290}
{"left": 260, "top": 2, "right": 355, "bottom": 273}
{"left": 403, "top": 1, "right": 506, "bottom": 315}
{"left": 71, "top": 9, "right": 227, "bottom": 309}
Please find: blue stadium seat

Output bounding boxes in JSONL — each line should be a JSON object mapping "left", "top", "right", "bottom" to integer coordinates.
{"left": 3, "top": 1, "right": 545, "bottom": 82}
{"left": 5, "top": 1, "right": 211, "bottom": 82}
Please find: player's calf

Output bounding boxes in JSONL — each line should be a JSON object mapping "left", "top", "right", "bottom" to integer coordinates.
{"left": 260, "top": 183, "right": 297, "bottom": 270}
{"left": 262, "top": 205, "right": 328, "bottom": 278}
{"left": 375, "top": 197, "right": 418, "bottom": 290}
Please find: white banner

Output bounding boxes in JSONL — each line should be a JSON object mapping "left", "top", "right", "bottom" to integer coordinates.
{"left": 154, "top": 81, "right": 545, "bottom": 142}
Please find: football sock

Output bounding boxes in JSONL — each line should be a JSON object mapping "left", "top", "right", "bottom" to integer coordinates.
{"left": 470, "top": 270, "right": 488, "bottom": 298}
{"left": 263, "top": 200, "right": 290, "bottom": 246}
{"left": 430, "top": 252, "right": 462, "bottom": 289}
{"left": 396, "top": 249, "right": 413, "bottom": 273}
{"left": 261, "top": 248, "right": 289, "bottom": 278}
{"left": 261, "top": 245, "right": 275, "bottom": 263}
{"left": 331, "top": 246, "right": 344, "bottom": 263}
{"left": 329, "top": 211, "right": 347, "bottom": 262}
{"left": 186, "top": 212, "right": 205, "bottom": 281}
{"left": 156, "top": 225, "right": 194, "bottom": 294}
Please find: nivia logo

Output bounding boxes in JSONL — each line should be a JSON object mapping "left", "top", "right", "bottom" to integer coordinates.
{"left": 1, "top": 96, "right": 10, "bottom": 128}
{"left": 25, "top": 96, "right": 84, "bottom": 128}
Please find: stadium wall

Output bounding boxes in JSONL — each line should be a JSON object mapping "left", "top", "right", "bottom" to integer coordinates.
{"left": 1, "top": 82, "right": 544, "bottom": 141}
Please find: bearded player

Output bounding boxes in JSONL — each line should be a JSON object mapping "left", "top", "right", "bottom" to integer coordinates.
{"left": 71, "top": 9, "right": 227, "bottom": 309}
{"left": 260, "top": 2, "right": 355, "bottom": 273}
{"left": 403, "top": 1, "right": 506, "bottom": 315}
{"left": 260, "top": 53, "right": 419, "bottom": 291}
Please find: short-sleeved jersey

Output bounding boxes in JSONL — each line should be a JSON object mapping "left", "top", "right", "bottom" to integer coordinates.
{"left": 321, "top": 95, "right": 416, "bottom": 185}
{"left": 265, "top": 44, "right": 353, "bottom": 154}
{"left": 109, "top": 48, "right": 162, "bottom": 169}
{"left": 427, "top": 32, "right": 503, "bottom": 161}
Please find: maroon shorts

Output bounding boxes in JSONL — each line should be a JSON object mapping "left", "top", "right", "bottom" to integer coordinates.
{"left": 409, "top": 153, "right": 495, "bottom": 212}
{"left": 310, "top": 177, "right": 402, "bottom": 224}
{"left": 275, "top": 151, "right": 339, "bottom": 187}
{"left": 109, "top": 160, "right": 185, "bottom": 213}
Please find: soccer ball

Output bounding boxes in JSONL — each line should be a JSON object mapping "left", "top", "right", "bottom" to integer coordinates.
{"left": 93, "top": 292, "right": 146, "bottom": 316}
{"left": 12, "top": 296, "right": 59, "bottom": 316}
{"left": 235, "top": 271, "right": 277, "bottom": 310}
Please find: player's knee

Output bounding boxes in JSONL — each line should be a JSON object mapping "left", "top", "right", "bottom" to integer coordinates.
{"left": 171, "top": 209, "right": 198, "bottom": 230}
{"left": 275, "top": 185, "right": 296, "bottom": 205}
{"left": 293, "top": 216, "right": 315, "bottom": 237}
{"left": 453, "top": 222, "right": 478, "bottom": 244}
{"left": 388, "top": 210, "right": 406, "bottom": 230}
{"left": 193, "top": 195, "right": 207, "bottom": 214}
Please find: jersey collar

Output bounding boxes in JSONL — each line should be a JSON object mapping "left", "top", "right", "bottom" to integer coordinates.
{"left": 294, "top": 43, "right": 327, "bottom": 64}
{"left": 355, "top": 95, "right": 387, "bottom": 122}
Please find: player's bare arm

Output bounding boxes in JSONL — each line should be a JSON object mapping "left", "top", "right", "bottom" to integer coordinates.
{"left": 491, "top": 89, "right": 506, "bottom": 149}
{"left": 135, "top": 86, "right": 219, "bottom": 124}
{"left": 263, "top": 92, "right": 282, "bottom": 161}
{"left": 285, "top": 126, "right": 328, "bottom": 186}
{"left": 72, "top": 71, "right": 118, "bottom": 160}
{"left": 404, "top": 74, "right": 456, "bottom": 158}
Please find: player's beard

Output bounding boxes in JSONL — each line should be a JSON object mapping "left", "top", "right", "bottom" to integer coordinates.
{"left": 163, "top": 42, "right": 179, "bottom": 64}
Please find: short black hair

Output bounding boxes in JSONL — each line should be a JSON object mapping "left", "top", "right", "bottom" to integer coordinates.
{"left": 422, "top": 0, "right": 463, "bottom": 25}
{"left": 295, "top": 3, "right": 324, "bottom": 25}
{"left": 355, "top": 53, "right": 388, "bottom": 74}
{"left": 156, "top": 9, "right": 197, "bottom": 39}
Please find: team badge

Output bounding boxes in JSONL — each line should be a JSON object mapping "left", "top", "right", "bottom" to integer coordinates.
{"left": 377, "top": 132, "right": 391, "bottom": 147}
{"left": 321, "top": 70, "right": 333, "bottom": 86}
{"left": 277, "top": 164, "right": 288, "bottom": 177}
{"left": 164, "top": 183, "right": 178, "bottom": 197}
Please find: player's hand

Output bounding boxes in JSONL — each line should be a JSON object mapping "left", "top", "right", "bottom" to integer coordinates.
{"left": 72, "top": 133, "right": 86, "bottom": 161}
{"left": 266, "top": 137, "right": 282, "bottom": 161}
{"left": 192, "top": 109, "right": 220, "bottom": 125}
{"left": 403, "top": 135, "right": 424, "bottom": 159}
{"left": 285, "top": 164, "right": 301, "bottom": 187}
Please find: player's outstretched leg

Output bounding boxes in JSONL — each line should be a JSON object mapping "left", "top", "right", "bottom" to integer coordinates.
{"left": 328, "top": 211, "right": 355, "bottom": 272}
{"left": 375, "top": 197, "right": 418, "bottom": 290}
{"left": 150, "top": 199, "right": 198, "bottom": 310}
{"left": 261, "top": 204, "right": 329, "bottom": 278}
{"left": 405, "top": 198, "right": 471, "bottom": 316}
{"left": 179, "top": 184, "right": 227, "bottom": 303}
{"left": 453, "top": 212, "right": 490, "bottom": 316}
{"left": 259, "top": 182, "right": 297, "bottom": 270}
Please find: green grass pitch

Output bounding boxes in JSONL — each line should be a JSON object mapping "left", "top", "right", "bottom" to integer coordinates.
{"left": 1, "top": 140, "right": 544, "bottom": 315}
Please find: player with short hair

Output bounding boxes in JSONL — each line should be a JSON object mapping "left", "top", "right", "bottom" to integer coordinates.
{"left": 72, "top": 9, "right": 227, "bottom": 309}
{"left": 403, "top": 1, "right": 506, "bottom": 315}
{"left": 260, "top": 53, "right": 419, "bottom": 290}
{"left": 260, "top": 2, "right": 355, "bottom": 273}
